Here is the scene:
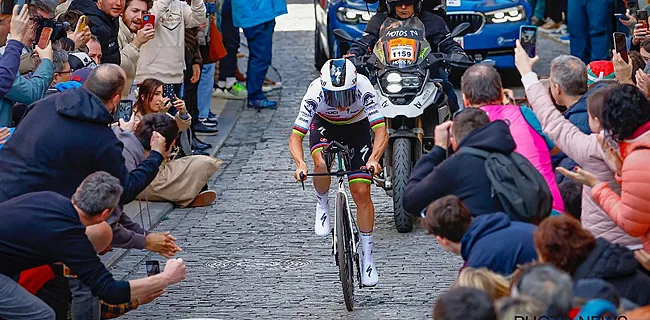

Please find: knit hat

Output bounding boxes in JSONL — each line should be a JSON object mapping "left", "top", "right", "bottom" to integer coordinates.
{"left": 587, "top": 60, "right": 616, "bottom": 85}
{"left": 70, "top": 68, "right": 92, "bottom": 84}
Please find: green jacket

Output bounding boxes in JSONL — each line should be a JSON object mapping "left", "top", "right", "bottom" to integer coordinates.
{"left": 0, "top": 58, "right": 53, "bottom": 127}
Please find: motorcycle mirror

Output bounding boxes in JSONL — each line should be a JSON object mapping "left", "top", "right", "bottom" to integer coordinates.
{"left": 450, "top": 22, "right": 471, "bottom": 39}
{"left": 333, "top": 29, "right": 369, "bottom": 50}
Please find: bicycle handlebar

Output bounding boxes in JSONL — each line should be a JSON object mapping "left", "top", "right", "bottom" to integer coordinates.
{"left": 298, "top": 167, "right": 375, "bottom": 190}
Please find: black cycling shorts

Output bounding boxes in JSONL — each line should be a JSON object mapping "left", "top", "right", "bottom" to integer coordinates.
{"left": 309, "top": 115, "right": 373, "bottom": 184}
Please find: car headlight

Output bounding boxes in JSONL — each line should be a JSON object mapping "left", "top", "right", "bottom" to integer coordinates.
{"left": 485, "top": 6, "right": 525, "bottom": 24}
{"left": 336, "top": 7, "right": 374, "bottom": 24}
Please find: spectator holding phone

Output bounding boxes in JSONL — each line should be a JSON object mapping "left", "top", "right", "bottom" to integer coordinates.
{"left": 56, "top": 10, "right": 93, "bottom": 50}
{"left": 132, "top": 78, "right": 191, "bottom": 132}
{"left": 69, "top": 0, "right": 124, "bottom": 64}
{"left": 0, "top": 172, "right": 186, "bottom": 319}
{"left": 0, "top": 5, "right": 31, "bottom": 99}
{"left": 118, "top": 0, "right": 155, "bottom": 100}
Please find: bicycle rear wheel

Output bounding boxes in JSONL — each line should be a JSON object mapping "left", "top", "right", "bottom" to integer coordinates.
{"left": 336, "top": 193, "right": 355, "bottom": 311}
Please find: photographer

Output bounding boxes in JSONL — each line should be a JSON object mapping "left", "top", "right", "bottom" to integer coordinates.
{"left": 0, "top": 4, "right": 31, "bottom": 98}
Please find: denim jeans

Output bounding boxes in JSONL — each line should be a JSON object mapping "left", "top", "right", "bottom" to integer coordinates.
{"left": 218, "top": 0, "right": 240, "bottom": 81}
{"left": 0, "top": 272, "right": 55, "bottom": 320}
{"left": 243, "top": 19, "right": 276, "bottom": 101}
{"left": 568, "top": 0, "right": 615, "bottom": 63}
{"left": 198, "top": 63, "right": 215, "bottom": 119}
{"left": 69, "top": 278, "right": 100, "bottom": 320}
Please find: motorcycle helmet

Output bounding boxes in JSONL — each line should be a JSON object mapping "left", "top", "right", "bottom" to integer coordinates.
{"left": 320, "top": 59, "right": 358, "bottom": 109}
{"left": 386, "top": 0, "right": 423, "bottom": 17}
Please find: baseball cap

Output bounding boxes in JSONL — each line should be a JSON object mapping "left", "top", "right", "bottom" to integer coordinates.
{"left": 71, "top": 68, "right": 92, "bottom": 84}
{"left": 68, "top": 52, "right": 97, "bottom": 71}
{"left": 587, "top": 60, "right": 616, "bottom": 85}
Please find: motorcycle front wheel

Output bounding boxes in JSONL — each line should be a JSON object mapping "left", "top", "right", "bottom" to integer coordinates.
{"left": 391, "top": 138, "right": 413, "bottom": 233}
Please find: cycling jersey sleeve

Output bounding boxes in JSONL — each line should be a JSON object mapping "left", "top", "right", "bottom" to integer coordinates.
{"left": 292, "top": 79, "right": 324, "bottom": 137}
{"left": 357, "top": 76, "right": 386, "bottom": 131}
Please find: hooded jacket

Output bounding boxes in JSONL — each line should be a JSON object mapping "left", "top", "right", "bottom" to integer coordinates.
{"left": 403, "top": 121, "right": 515, "bottom": 216}
{"left": 524, "top": 78, "right": 638, "bottom": 246}
{"left": 0, "top": 87, "right": 163, "bottom": 249}
{"left": 348, "top": 11, "right": 463, "bottom": 57}
{"left": 592, "top": 123, "right": 650, "bottom": 253}
{"left": 460, "top": 212, "right": 537, "bottom": 275}
{"left": 69, "top": 0, "right": 121, "bottom": 65}
{"left": 573, "top": 238, "right": 650, "bottom": 306}
{"left": 113, "top": 126, "right": 145, "bottom": 172}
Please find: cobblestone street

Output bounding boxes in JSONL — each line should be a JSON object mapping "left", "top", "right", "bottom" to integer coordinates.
{"left": 110, "top": 4, "right": 568, "bottom": 318}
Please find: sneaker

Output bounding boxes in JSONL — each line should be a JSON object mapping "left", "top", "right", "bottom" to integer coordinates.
{"left": 199, "top": 118, "right": 217, "bottom": 127}
{"left": 552, "top": 24, "right": 568, "bottom": 35}
{"left": 193, "top": 122, "right": 219, "bottom": 135}
{"left": 262, "top": 78, "right": 283, "bottom": 92}
{"left": 560, "top": 34, "right": 570, "bottom": 44}
{"left": 248, "top": 98, "right": 278, "bottom": 110}
{"left": 314, "top": 200, "right": 331, "bottom": 237}
{"left": 188, "top": 190, "right": 217, "bottom": 207}
{"left": 361, "top": 253, "right": 379, "bottom": 287}
{"left": 539, "top": 19, "right": 562, "bottom": 33}
{"left": 213, "top": 83, "right": 247, "bottom": 100}
{"left": 207, "top": 112, "right": 219, "bottom": 123}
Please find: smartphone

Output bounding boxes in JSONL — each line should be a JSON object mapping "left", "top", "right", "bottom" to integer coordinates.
{"left": 162, "top": 84, "right": 176, "bottom": 103}
{"left": 145, "top": 260, "right": 160, "bottom": 277}
{"left": 519, "top": 25, "right": 538, "bottom": 58}
{"left": 613, "top": 32, "right": 629, "bottom": 63}
{"left": 637, "top": 10, "right": 648, "bottom": 29}
{"left": 77, "top": 15, "right": 87, "bottom": 32}
{"left": 38, "top": 27, "right": 52, "bottom": 49}
{"left": 142, "top": 14, "right": 155, "bottom": 29}
{"left": 114, "top": 100, "right": 133, "bottom": 122}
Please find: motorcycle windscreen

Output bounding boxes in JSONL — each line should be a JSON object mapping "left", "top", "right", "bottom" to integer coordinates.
{"left": 373, "top": 17, "right": 431, "bottom": 67}
{"left": 323, "top": 87, "right": 357, "bottom": 108}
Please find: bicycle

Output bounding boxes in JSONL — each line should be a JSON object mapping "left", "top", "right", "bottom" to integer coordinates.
{"left": 299, "top": 140, "right": 374, "bottom": 311}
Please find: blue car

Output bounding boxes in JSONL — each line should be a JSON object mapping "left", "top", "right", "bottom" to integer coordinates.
{"left": 314, "top": 0, "right": 532, "bottom": 70}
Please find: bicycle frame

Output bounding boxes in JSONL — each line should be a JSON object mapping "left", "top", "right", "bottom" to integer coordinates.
{"left": 331, "top": 152, "right": 359, "bottom": 264}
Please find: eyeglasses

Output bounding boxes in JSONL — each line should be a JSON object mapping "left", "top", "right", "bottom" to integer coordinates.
{"left": 57, "top": 70, "right": 73, "bottom": 74}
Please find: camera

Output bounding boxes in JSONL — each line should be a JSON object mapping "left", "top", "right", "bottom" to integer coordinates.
{"left": 34, "top": 17, "right": 68, "bottom": 45}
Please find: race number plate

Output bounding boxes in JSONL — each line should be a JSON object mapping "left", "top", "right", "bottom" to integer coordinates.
{"left": 388, "top": 38, "right": 416, "bottom": 62}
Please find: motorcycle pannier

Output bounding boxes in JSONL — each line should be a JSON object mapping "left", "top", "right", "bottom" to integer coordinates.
{"left": 458, "top": 147, "right": 553, "bottom": 225}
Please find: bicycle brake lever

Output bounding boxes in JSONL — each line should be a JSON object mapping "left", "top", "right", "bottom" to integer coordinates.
{"left": 299, "top": 172, "right": 306, "bottom": 190}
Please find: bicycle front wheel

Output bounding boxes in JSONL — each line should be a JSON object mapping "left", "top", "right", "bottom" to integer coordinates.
{"left": 336, "top": 192, "right": 355, "bottom": 311}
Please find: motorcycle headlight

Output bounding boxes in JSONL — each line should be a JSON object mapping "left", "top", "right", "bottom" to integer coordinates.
{"left": 386, "top": 72, "right": 402, "bottom": 83}
{"left": 401, "top": 76, "right": 421, "bottom": 89}
{"left": 485, "top": 6, "right": 525, "bottom": 24}
{"left": 336, "top": 7, "right": 374, "bottom": 24}
{"left": 386, "top": 83, "right": 403, "bottom": 93}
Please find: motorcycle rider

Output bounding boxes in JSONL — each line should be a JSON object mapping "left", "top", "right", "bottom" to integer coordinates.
{"left": 289, "top": 59, "right": 388, "bottom": 287}
{"left": 345, "top": 0, "right": 466, "bottom": 112}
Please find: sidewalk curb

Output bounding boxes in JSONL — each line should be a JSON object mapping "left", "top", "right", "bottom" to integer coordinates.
{"left": 104, "top": 98, "right": 246, "bottom": 270}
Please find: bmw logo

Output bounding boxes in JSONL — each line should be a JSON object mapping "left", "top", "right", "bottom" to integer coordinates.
{"left": 497, "top": 37, "right": 505, "bottom": 46}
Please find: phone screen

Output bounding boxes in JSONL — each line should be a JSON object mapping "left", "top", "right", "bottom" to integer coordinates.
{"left": 614, "top": 32, "right": 628, "bottom": 63}
{"left": 145, "top": 260, "right": 160, "bottom": 277}
{"left": 38, "top": 27, "right": 52, "bottom": 49}
{"left": 520, "top": 26, "right": 538, "bottom": 58}
{"left": 114, "top": 100, "right": 133, "bottom": 123}
{"left": 638, "top": 10, "right": 649, "bottom": 28}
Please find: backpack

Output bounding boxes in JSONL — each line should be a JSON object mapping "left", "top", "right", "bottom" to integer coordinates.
{"left": 459, "top": 147, "right": 553, "bottom": 225}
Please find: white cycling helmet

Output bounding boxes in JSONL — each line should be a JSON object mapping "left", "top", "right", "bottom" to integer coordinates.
{"left": 320, "top": 59, "right": 358, "bottom": 108}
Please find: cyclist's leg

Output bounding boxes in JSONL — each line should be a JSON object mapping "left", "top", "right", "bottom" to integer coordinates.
{"left": 345, "top": 119, "right": 379, "bottom": 286}
{"left": 309, "top": 115, "right": 332, "bottom": 236}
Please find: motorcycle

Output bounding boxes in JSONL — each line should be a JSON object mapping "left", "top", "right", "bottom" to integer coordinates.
{"left": 334, "top": 18, "right": 474, "bottom": 233}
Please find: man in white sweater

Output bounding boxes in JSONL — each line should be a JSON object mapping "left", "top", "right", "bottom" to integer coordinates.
{"left": 135, "top": 0, "right": 205, "bottom": 96}
{"left": 118, "top": 0, "right": 155, "bottom": 99}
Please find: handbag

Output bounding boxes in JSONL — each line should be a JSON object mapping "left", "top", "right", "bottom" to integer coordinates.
{"left": 209, "top": 17, "right": 227, "bottom": 62}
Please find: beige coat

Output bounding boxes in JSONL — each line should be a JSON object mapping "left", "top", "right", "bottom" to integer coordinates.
{"left": 526, "top": 81, "right": 641, "bottom": 247}
{"left": 118, "top": 19, "right": 140, "bottom": 99}
{"left": 132, "top": 110, "right": 192, "bottom": 132}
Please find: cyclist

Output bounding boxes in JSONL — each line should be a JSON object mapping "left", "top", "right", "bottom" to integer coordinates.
{"left": 345, "top": 0, "right": 467, "bottom": 112}
{"left": 289, "top": 59, "right": 388, "bottom": 287}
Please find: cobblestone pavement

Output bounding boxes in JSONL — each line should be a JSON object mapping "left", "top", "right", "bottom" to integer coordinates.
{"left": 110, "top": 7, "right": 568, "bottom": 319}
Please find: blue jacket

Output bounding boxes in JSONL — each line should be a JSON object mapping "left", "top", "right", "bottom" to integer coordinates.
{"left": 460, "top": 212, "right": 538, "bottom": 276}
{"left": 0, "top": 55, "right": 53, "bottom": 127}
{"left": 232, "top": 0, "right": 287, "bottom": 29}
{"left": 0, "top": 40, "right": 24, "bottom": 100}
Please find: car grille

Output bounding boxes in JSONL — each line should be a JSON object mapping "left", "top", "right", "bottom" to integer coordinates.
{"left": 447, "top": 13, "right": 485, "bottom": 34}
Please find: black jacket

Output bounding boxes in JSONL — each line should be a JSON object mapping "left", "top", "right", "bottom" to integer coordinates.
{"left": 69, "top": 0, "right": 121, "bottom": 65}
{"left": 347, "top": 11, "right": 463, "bottom": 57}
{"left": 403, "top": 120, "right": 515, "bottom": 216}
{"left": 573, "top": 238, "right": 650, "bottom": 306}
{"left": 0, "top": 87, "right": 163, "bottom": 205}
